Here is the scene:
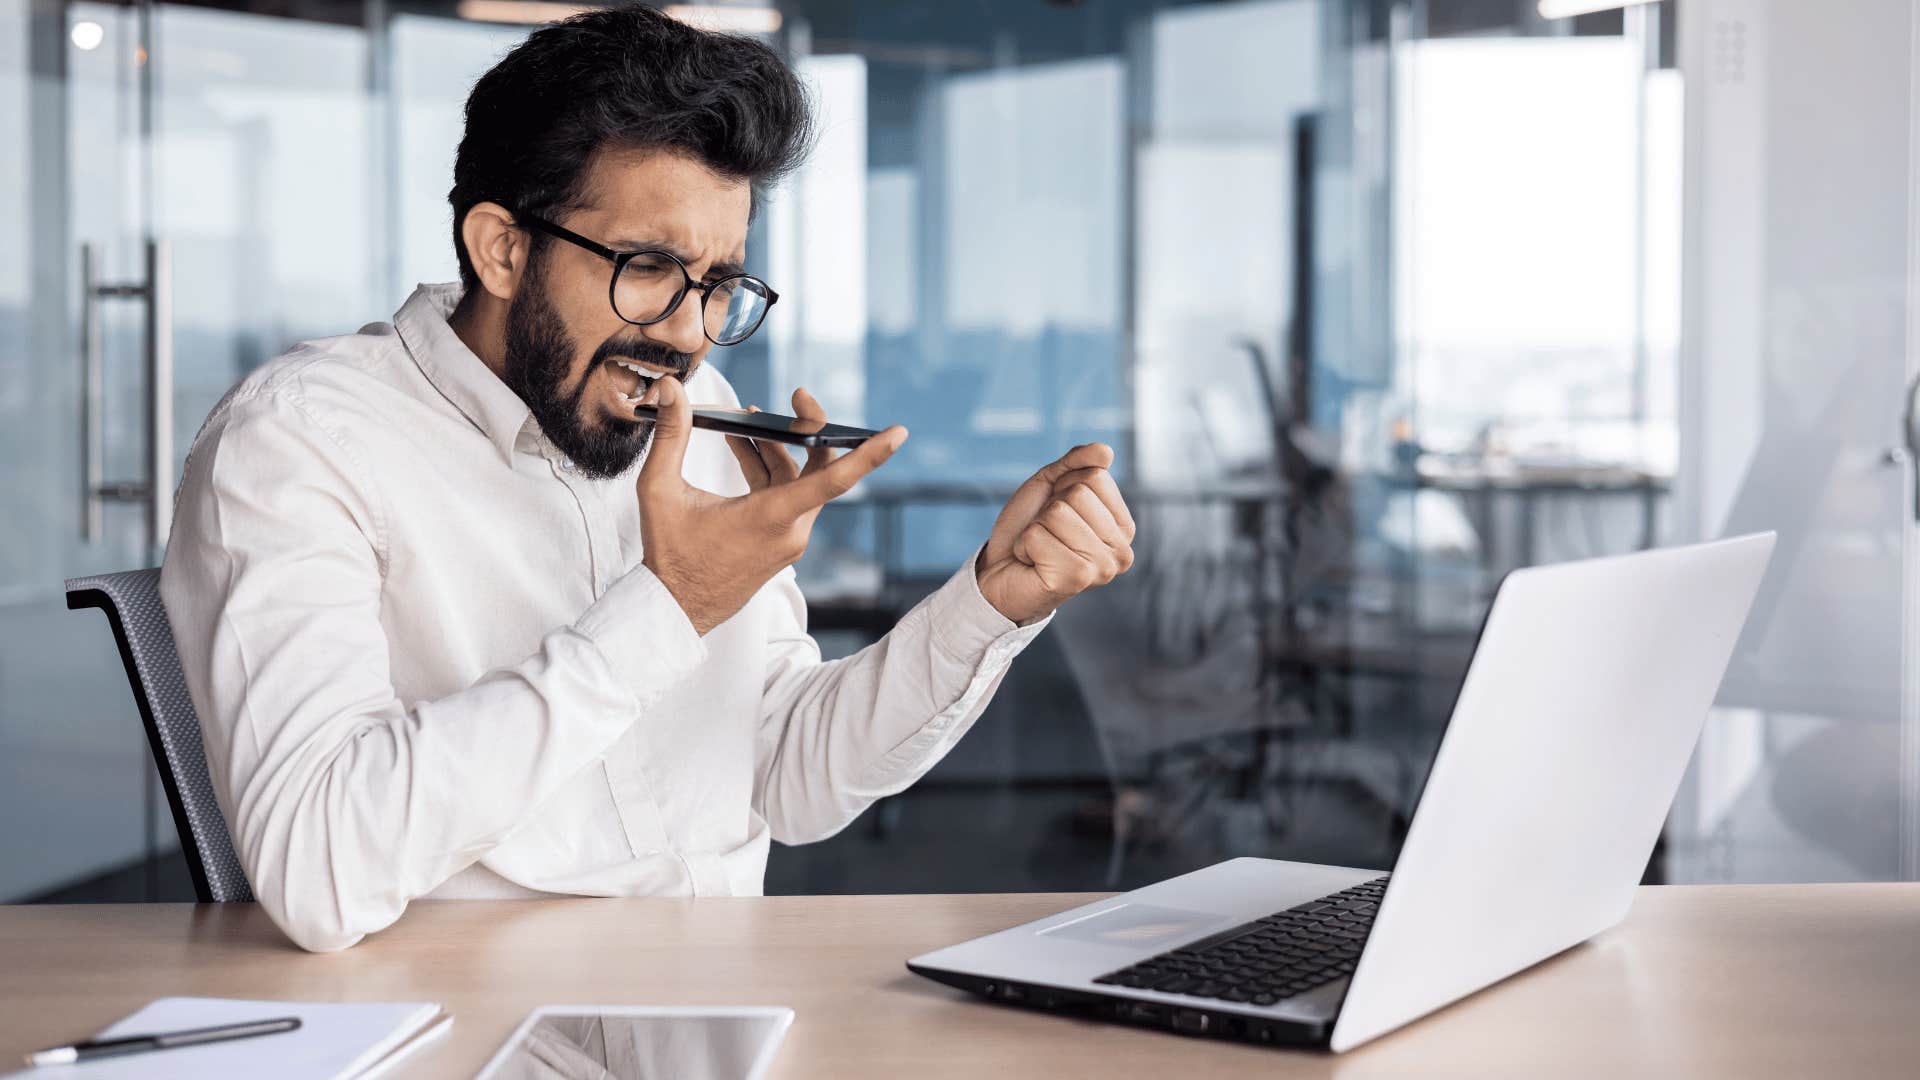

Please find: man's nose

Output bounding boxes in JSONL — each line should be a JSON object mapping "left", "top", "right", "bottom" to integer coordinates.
{"left": 641, "top": 290, "right": 710, "bottom": 356}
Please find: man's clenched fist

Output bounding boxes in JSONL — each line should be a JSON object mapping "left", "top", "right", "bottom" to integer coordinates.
{"left": 976, "top": 443, "right": 1136, "bottom": 625}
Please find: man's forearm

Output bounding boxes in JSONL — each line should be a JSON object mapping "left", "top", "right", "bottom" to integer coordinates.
{"left": 751, "top": 554, "right": 1050, "bottom": 844}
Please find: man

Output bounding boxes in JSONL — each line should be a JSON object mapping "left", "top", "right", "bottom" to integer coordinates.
{"left": 160, "top": 5, "right": 1134, "bottom": 953}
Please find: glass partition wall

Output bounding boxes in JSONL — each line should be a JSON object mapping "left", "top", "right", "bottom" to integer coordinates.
{"left": 1667, "top": 0, "right": 1920, "bottom": 883}
{"left": 758, "top": 0, "right": 1691, "bottom": 893}
{"left": 1, "top": 0, "right": 1913, "bottom": 903}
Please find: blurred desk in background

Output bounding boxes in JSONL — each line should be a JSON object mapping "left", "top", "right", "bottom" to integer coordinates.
{"left": 807, "top": 482, "right": 1477, "bottom": 688}
{"left": 807, "top": 483, "right": 1295, "bottom": 637}
{"left": 1410, "top": 456, "right": 1670, "bottom": 570}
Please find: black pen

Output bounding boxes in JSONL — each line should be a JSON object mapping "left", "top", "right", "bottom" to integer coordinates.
{"left": 24, "top": 1016, "right": 301, "bottom": 1067}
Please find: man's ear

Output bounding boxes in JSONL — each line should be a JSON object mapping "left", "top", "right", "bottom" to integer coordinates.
{"left": 462, "top": 201, "right": 528, "bottom": 302}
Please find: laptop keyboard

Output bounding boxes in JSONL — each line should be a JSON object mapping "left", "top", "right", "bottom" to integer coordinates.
{"left": 1091, "top": 875, "right": 1389, "bottom": 1008}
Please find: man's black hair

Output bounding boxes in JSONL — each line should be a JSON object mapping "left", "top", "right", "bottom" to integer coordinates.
{"left": 449, "top": 4, "right": 813, "bottom": 291}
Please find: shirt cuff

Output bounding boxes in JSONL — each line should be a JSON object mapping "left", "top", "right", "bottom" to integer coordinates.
{"left": 928, "top": 546, "right": 1053, "bottom": 665}
{"left": 571, "top": 563, "right": 708, "bottom": 706}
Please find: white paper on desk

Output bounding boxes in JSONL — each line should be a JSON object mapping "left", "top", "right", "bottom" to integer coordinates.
{"left": 4, "top": 996, "right": 446, "bottom": 1080}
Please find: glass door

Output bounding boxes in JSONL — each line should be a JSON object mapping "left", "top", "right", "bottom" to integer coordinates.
{"left": 0, "top": 0, "right": 394, "bottom": 901}
{"left": 0, "top": 0, "right": 169, "bottom": 900}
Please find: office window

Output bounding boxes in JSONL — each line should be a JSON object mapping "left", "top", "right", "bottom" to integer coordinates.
{"left": 760, "top": 0, "right": 1695, "bottom": 894}
{"left": 6, "top": 0, "right": 1919, "bottom": 904}
{"left": 766, "top": 0, "right": 1426, "bottom": 893}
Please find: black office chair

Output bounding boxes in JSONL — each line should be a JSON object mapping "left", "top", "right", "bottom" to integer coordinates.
{"left": 65, "top": 569, "right": 254, "bottom": 903}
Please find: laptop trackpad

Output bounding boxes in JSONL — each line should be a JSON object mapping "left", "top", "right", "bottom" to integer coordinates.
{"left": 1039, "top": 903, "right": 1230, "bottom": 949}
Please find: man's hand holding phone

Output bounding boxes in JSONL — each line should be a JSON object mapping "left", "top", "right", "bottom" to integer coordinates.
{"left": 637, "top": 376, "right": 907, "bottom": 635}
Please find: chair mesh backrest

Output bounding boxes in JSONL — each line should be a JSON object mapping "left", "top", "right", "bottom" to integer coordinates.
{"left": 65, "top": 569, "right": 253, "bottom": 903}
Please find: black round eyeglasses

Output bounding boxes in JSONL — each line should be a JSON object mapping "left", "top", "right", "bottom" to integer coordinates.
{"left": 515, "top": 211, "right": 778, "bottom": 347}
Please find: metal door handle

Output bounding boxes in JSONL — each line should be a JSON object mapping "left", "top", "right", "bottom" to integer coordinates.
{"left": 79, "top": 244, "right": 104, "bottom": 541}
{"left": 147, "top": 239, "right": 173, "bottom": 553}
{"left": 1906, "top": 369, "right": 1920, "bottom": 521}
{"left": 78, "top": 239, "right": 172, "bottom": 552}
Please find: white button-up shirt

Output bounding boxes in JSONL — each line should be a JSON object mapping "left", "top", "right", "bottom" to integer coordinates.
{"left": 161, "top": 283, "right": 1047, "bottom": 952}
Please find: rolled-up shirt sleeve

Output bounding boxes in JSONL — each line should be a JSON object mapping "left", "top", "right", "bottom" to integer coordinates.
{"left": 161, "top": 388, "right": 704, "bottom": 953}
{"left": 751, "top": 550, "right": 1050, "bottom": 844}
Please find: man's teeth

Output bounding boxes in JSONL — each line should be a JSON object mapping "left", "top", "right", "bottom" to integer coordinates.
{"left": 615, "top": 359, "right": 667, "bottom": 381}
{"left": 613, "top": 360, "right": 661, "bottom": 405}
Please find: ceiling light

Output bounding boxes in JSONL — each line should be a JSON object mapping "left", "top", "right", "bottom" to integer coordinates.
{"left": 70, "top": 20, "right": 104, "bottom": 51}
{"left": 1538, "top": 0, "right": 1660, "bottom": 18}
{"left": 664, "top": 4, "right": 783, "bottom": 34}
{"left": 455, "top": 0, "right": 594, "bottom": 25}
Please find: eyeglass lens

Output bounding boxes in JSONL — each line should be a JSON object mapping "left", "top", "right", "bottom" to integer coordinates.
{"left": 612, "top": 254, "right": 770, "bottom": 345}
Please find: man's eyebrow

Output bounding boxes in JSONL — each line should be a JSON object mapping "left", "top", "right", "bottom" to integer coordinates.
{"left": 609, "top": 238, "right": 748, "bottom": 279}
{"left": 607, "top": 236, "right": 686, "bottom": 258}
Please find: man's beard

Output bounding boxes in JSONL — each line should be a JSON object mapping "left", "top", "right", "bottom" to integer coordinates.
{"left": 501, "top": 256, "right": 694, "bottom": 480}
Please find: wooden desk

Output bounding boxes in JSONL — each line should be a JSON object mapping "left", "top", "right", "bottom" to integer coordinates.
{"left": 2, "top": 886, "right": 1916, "bottom": 1078}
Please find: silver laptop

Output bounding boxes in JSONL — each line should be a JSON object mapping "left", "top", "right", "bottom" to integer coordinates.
{"left": 909, "top": 534, "right": 1775, "bottom": 1052}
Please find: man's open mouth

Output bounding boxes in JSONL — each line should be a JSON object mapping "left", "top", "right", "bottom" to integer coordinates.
{"left": 609, "top": 358, "right": 669, "bottom": 408}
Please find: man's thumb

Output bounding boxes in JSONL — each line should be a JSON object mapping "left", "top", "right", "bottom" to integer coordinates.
{"left": 1038, "top": 442, "right": 1114, "bottom": 487}
{"left": 638, "top": 375, "right": 691, "bottom": 493}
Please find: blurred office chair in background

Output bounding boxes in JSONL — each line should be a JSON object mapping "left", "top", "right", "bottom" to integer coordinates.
{"left": 1051, "top": 503, "right": 1280, "bottom": 883}
{"left": 1053, "top": 497, "right": 1417, "bottom": 887}
{"left": 1052, "top": 333, "right": 1426, "bottom": 886}
{"left": 65, "top": 569, "right": 253, "bottom": 902}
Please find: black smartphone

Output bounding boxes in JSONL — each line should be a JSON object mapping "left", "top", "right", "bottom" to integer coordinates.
{"left": 630, "top": 404, "right": 881, "bottom": 448}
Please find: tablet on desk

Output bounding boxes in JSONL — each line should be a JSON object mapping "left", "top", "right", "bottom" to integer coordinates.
{"left": 473, "top": 1005, "right": 793, "bottom": 1080}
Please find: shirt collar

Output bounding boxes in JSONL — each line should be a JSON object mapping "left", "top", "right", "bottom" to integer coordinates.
{"left": 393, "top": 282, "right": 533, "bottom": 465}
